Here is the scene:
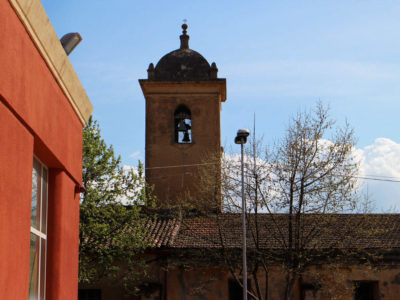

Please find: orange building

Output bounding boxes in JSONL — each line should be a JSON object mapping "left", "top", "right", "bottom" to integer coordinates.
{"left": 0, "top": 0, "right": 92, "bottom": 299}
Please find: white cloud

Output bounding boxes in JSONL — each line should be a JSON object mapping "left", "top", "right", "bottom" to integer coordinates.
{"left": 129, "top": 151, "right": 141, "bottom": 159}
{"left": 122, "top": 164, "right": 138, "bottom": 174}
{"left": 358, "top": 138, "right": 400, "bottom": 211}
{"left": 126, "top": 138, "right": 400, "bottom": 212}
{"left": 360, "top": 138, "right": 400, "bottom": 178}
{"left": 223, "top": 138, "right": 400, "bottom": 212}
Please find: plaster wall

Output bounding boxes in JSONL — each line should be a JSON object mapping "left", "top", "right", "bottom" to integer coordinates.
{"left": 297, "top": 265, "right": 400, "bottom": 300}
{"left": 158, "top": 264, "right": 400, "bottom": 300}
{"left": 0, "top": 101, "right": 34, "bottom": 299}
{"left": 165, "top": 267, "right": 230, "bottom": 300}
{"left": 0, "top": 0, "right": 83, "bottom": 182}
{"left": 46, "top": 170, "right": 80, "bottom": 300}
{"left": 0, "top": 0, "right": 91, "bottom": 298}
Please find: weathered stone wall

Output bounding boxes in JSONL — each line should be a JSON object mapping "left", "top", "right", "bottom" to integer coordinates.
{"left": 140, "top": 80, "right": 226, "bottom": 210}
{"left": 141, "top": 263, "right": 400, "bottom": 300}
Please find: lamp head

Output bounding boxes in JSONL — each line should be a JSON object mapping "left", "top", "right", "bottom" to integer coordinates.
{"left": 60, "top": 33, "right": 82, "bottom": 56}
{"left": 234, "top": 128, "right": 250, "bottom": 144}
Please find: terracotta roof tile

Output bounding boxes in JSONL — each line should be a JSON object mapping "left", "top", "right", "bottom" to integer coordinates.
{"left": 143, "top": 218, "right": 180, "bottom": 248}
{"left": 143, "top": 214, "right": 400, "bottom": 250}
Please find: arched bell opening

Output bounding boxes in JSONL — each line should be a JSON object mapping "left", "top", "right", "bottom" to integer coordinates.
{"left": 174, "top": 105, "right": 192, "bottom": 144}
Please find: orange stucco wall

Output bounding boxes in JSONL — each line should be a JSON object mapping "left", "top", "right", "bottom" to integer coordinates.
{"left": 46, "top": 170, "right": 81, "bottom": 300}
{"left": 0, "top": 0, "right": 85, "bottom": 299}
{"left": 0, "top": 0, "right": 83, "bottom": 181}
{"left": 0, "top": 100, "right": 34, "bottom": 299}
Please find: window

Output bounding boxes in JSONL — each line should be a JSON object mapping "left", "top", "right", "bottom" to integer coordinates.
{"left": 301, "top": 283, "right": 320, "bottom": 300}
{"left": 78, "top": 289, "right": 102, "bottom": 300}
{"left": 228, "top": 279, "right": 242, "bottom": 300}
{"left": 228, "top": 279, "right": 251, "bottom": 300}
{"left": 174, "top": 105, "right": 192, "bottom": 144}
{"left": 354, "top": 281, "right": 379, "bottom": 300}
{"left": 29, "top": 157, "right": 48, "bottom": 300}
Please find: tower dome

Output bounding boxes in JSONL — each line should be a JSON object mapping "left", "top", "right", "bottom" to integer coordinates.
{"left": 147, "top": 24, "right": 218, "bottom": 81}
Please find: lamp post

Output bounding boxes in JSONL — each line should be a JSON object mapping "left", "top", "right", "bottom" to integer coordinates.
{"left": 235, "top": 128, "right": 250, "bottom": 300}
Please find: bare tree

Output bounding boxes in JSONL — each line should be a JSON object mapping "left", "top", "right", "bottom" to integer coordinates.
{"left": 266, "top": 103, "right": 359, "bottom": 298}
{"left": 198, "top": 102, "right": 364, "bottom": 299}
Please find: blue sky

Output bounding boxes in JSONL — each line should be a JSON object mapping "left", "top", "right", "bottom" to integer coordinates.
{"left": 41, "top": 0, "right": 400, "bottom": 210}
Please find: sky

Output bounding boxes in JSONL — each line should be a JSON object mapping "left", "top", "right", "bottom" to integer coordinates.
{"left": 40, "top": 0, "right": 400, "bottom": 211}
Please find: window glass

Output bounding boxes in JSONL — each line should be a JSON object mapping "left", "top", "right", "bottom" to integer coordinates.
{"left": 31, "top": 159, "right": 41, "bottom": 230}
{"left": 41, "top": 168, "right": 48, "bottom": 234}
{"left": 30, "top": 157, "right": 48, "bottom": 300}
{"left": 39, "top": 238, "right": 47, "bottom": 299}
{"left": 29, "top": 233, "right": 39, "bottom": 299}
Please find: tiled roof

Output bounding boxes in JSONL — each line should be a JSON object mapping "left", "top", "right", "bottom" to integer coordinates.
{"left": 142, "top": 214, "right": 400, "bottom": 250}
{"left": 143, "top": 217, "right": 180, "bottom": 248}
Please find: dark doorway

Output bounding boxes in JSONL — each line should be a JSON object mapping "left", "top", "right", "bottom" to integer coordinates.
{"left": 78, "top": 289, "right": 101, "bottom": 300}
{"left": 228, "top": 279, "right": 242, "bottom": 300}
{"left": 354, "top": 281, "right": 378, "bottom": 300}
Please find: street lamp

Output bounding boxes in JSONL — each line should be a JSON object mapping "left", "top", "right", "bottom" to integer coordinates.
{"left": 60, "top": 33, "right": 82, "bottom": 56}
{"left": 235, "top": 128, "right": 250, "bottom": 300}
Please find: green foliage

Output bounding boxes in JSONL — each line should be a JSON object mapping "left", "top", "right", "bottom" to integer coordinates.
{"left": 79, "top": 117, "right": 153, "bottom": 292}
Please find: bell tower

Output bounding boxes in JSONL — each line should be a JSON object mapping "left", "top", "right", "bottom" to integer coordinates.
{"left": 139, "top": 24, "right": 226, "bottom": 210}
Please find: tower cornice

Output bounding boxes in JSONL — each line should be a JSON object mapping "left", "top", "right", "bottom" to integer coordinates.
{"left": 139, "top": 79, "right": 226, "bottom": 102}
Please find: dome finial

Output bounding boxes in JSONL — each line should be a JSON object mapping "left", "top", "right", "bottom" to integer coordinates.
{"left": 182, "top": 19, "right": 188, "bottom": 34}
{"left": 180, "top": 22, "right": 189, "bottom": 49}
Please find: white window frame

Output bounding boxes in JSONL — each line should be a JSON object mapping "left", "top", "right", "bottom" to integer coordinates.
{"left": 29, "top": 156, "right": 48, "bottom": 300}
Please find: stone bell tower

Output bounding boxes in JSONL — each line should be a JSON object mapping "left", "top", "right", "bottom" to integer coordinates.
{"left": 139, "top": 24, "right": 226, "bottom": 210}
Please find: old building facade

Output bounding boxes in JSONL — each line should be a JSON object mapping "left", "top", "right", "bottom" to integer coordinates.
{"left": 137, "top": 24, "right": 400, "bottom": 300}
{"left": 80, "top": 24, "right": 400, "bottom": 300}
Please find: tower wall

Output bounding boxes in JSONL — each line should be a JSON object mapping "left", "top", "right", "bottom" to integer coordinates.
{"left": 140, "top": 80, "right": 226, "bottom": 209}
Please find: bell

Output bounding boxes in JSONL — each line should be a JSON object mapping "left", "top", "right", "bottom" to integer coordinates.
{"left": 177, "top": 120, "right": 186, "bottom": 131}
{"left": 182, "top": 131, "right": 191, "bottom": 143}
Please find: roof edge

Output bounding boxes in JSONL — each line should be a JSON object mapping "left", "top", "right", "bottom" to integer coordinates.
{"left": 139, "top": 79, "right": 227, "bottom": 102}
{"left": 9, "top": 0, "right": 93, "bottom": 125}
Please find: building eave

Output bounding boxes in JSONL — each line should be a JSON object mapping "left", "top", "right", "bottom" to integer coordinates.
{"left": 139, "top": 79, "right": 227, "bottom": 102}
{"left": 9, "top": 0, "right": 93, "bottom": 125}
